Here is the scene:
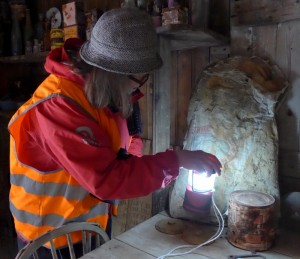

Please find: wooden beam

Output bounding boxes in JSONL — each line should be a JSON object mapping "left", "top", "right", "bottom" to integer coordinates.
{"left": 152, "top": 37, "right": 172, "bottom": 154}
{"left": 231, "top": 0, "right": 300, "bottom": 27}
{"left": 157, "top": 25, "right": 229, "bottom": 51}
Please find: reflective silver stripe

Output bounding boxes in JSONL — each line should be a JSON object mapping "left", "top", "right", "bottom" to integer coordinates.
{"left": 11, "top": 174, "right": 88, "bottom": 201}
{"left": 8, "top": 94, "right": 62, "bottom": 127}
{"left": 10, "top": 201, "right": 108, "bottom": 227}
{"left": 8, "top": 92, "right": 96, "bottom": 129}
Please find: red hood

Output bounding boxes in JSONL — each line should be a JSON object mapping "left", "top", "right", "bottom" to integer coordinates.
{"left": 44, "top": 38, "right": 85, "bottom": 86}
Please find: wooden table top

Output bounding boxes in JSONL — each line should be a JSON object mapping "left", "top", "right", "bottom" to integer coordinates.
{"left": 80, "top": 212, "right": 300, "bottom": 259}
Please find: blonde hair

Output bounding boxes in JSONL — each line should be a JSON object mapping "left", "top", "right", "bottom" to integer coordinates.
{"left": 84, "top": 67, "right": 133, "bottom": 118}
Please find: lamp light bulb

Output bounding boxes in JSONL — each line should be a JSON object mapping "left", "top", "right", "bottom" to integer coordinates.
{"left": 188, "top": 170, "right": 216, "bottom": 193}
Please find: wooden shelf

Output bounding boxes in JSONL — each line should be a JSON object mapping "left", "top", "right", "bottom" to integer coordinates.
{"left": 0, "top": 52, "right": 48, "bottom": 64}
{"left": 156, "top": 24, "right": 229, "bottom": 51}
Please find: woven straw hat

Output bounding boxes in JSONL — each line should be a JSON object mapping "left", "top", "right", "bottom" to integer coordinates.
{"left": 80, "top": 8, "right": 162, "bottom": 75}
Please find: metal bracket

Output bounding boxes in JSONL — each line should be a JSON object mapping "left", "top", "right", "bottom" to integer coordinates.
{"left": 227, "top": 251, "right": 266, "bottom": 259}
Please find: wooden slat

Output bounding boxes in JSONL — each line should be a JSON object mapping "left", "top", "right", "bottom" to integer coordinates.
{"left": 153, "top": 37, "right": 172, "bottom": 154}
{"left": 152, "top": 37, "right": 174, "bottom": 215}
{"left": 250, "top": 22, "right": 300, "bottom": 154}
{"left": 175, "top": 50, "right": 192, "bottom": 147}
{"left": 252, "top": 25, "right": 277, "bottom": 60}
{"left": 231, "top": 0, "right": 300, "bottom": 27}
{"left": 191, "top": 47, "right": 210, "bottom": 90}
{"left": 274, "top": 20, "right": 300, "bottom": 151}
{"left": 170, "top": 51, "right": 178, "bottom": 147}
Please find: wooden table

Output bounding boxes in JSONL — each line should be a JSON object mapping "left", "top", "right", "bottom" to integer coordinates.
{"left": 80, "top": 212, "right": 300, "bottom": 259}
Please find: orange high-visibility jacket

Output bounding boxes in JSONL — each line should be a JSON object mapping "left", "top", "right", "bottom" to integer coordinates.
{"left": 8, "top": 74, "right": 126, "bottom": 248}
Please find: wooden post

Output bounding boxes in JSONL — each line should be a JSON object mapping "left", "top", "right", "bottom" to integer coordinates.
{"left": 152, "top": 37, "right": 172, "bottom": 215}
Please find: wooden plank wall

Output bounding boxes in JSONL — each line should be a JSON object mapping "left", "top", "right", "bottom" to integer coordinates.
{"left": 231, "top": 0, "right": 300, "bottom": 26}
{"left": 230, "top": 0, "right": 300, "bottom": 194}
{"left": 170, "top": 48, "right": 209, "bottom": 148}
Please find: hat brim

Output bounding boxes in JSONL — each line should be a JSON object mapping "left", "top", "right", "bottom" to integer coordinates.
{"left": 80, "top": 41, "right": 163, "bottom": 75}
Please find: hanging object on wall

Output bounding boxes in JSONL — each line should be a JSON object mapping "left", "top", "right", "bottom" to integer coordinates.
{"left": 46, "top": 7, "right": 62, "bottom": 29}
{"left": 62, "top": 1, "right": 86, "bottom": 41}
{"left": 50, "top": 28, "right": 64, "bottom": 50}
{"left": 46, "top": 7, "right": 63, "bottom": 50}
{"left": 161, "top": 0, "right": 188, "bottom": 26}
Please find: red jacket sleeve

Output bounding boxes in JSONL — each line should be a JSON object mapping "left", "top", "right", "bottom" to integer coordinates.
{"left": 28, "top": 96, "right": 179, "bottom": 200}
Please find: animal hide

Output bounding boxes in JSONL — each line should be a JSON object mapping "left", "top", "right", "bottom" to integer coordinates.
{"left": 169, "top": 56, "right": 288, "bottom": 223}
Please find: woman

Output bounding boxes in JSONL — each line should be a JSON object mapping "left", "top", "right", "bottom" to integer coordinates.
{"left": 9, "top": 7, "right": 222, "bottom": 258}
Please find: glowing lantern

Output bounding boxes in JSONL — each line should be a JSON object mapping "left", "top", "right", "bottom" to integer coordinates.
{"left": 183, "top": 170, "right": 216, "bottom": 214}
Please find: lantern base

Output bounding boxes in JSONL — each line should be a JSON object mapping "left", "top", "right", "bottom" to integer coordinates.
{"left": 183, "top": 187, "right": 212, "bottom": 214}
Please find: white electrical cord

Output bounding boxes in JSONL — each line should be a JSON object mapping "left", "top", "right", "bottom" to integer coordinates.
{"left": 156, "top": 195, "right": 225, "bottom": 259}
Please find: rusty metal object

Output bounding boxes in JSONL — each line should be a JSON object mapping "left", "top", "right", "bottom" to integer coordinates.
{"left": 227, "top": 190, "right": 276, "bottom": 251}
{"left": 228, "top": 251, "right": 266, "bottom": 258}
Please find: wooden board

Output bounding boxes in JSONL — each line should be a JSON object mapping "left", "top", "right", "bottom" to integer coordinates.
{"left": 176, "top": 50, "right": 193, "bottom": 147}
{"left": 231, "top": 0, "right": 300, "bottom": 27}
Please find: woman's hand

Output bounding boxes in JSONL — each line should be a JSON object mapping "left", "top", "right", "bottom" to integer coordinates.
{"left": 175, "top": 150, "right": 222, "bottom": 175}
